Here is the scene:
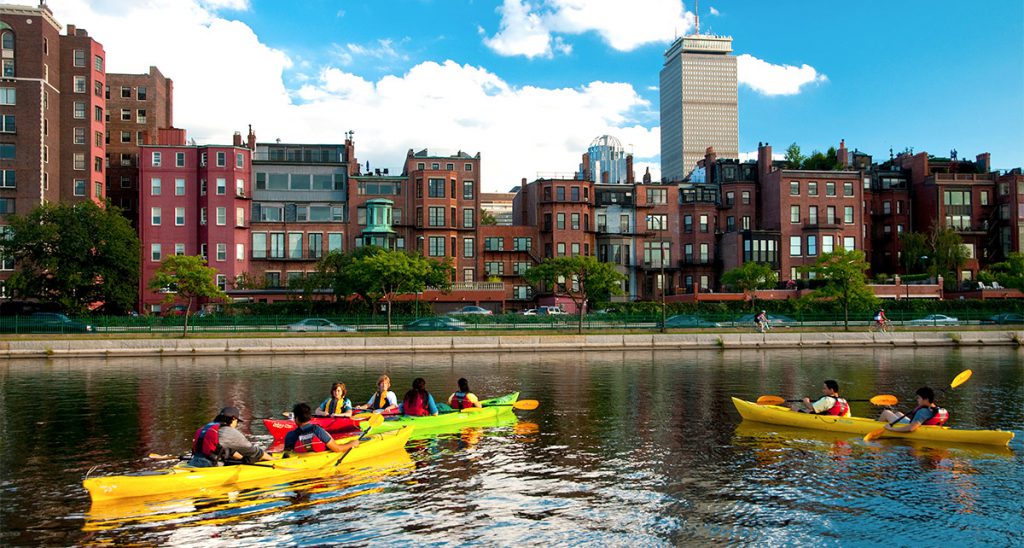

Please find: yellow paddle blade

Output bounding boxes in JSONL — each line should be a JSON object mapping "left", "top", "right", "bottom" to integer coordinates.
{"left": 148, "top": 453, "right": 175, "bottom": 460}
{"left": 512, "top": 400, "right": 539, "bottom": 410}
{"left": 352, "top": 412, "right": 374, "bottom": 420}
{"left": 869, "top": 395, "right": 898, "bottom": 406}
{"left": 864, "top": 428, "right": 886, "bottom": 442}
{"left": 756, "top": 395, "right": 785, "bottom": 405}
{"left": 360, "top": 413, "right": 385, "bottom": 428}
{"left": 950, "top": 369, "right": 973, "bottom": 389}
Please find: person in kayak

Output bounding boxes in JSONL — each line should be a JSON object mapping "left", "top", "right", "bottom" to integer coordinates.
{"left": 355, "top": 374, "right": 399, "bottom": 414}
{"left": 399, "top": 377, "right": 439, "bottom": 416}
{"left": 188, "top": 406, "right": 273, "bottom": 467}
{"left": 447, "top": 377, "right": 482, "bottom": 410}
{"left": 284, "top": 403, "right": 360, "bottom": 453}
{"left": 877, "top": 387, "right": 949, "bottom": 432}
{"left": 315, "top": 382, "right": 353, "bottom": 417}
{"left": 791, "top": 380, "right": 850, "bottom": 416}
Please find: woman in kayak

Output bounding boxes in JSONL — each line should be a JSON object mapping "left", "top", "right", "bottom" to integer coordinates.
{"left": 877, "top": 387, "right": 949, "bottom": 432}
{"left": 284, "top": 403, "right": 359, "bottom": 453}
{"left": 355, "top": 374, "right": 399, "bottom": 414}
{"left": 315, "top": 382, "right": 353, "bottom": 417}
{"left": 447, "top": 378, "right": 482, "bottom": 410}
{"left": 188, "top": 406, "right": 274, "bottom": 467}
{"left": 790, "top": 380, "right": 850, "bottom": 416}
{"left": 400, "top": 377, "right": 439, "bottom": 416}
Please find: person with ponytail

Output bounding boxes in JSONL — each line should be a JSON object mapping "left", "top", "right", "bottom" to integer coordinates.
{"left": 447, "top": 378, "right": 482, "bottom": 410}
{"left": 400, "top": 377, "right": 439, "bottom": 417}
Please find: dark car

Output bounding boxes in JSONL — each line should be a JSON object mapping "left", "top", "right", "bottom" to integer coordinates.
{"left": 983, "top": 313, "right": 1024, "bottom": 325}
{"left": 0, "top": 312, "right": 95, "bottom": 334}
{"left": 661, "top": 314, "right": 721, "bottom": 328}
{"left": 404, "top": 317, "right": 467, "bottom": 332}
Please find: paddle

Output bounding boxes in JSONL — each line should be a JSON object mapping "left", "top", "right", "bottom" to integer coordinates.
{"left": 460, "top": 400, "right": 540, "bottom": 412}
{"left": 756, "top": 395, "right": 897, "bottom": 406}
{"left": 333, "top": 413, "right": 384, "bottom": 467}
{"left": 864, "top": 369, "right": 972, "bottom": 442}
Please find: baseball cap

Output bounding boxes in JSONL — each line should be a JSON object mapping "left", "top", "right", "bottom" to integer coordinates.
{"left": 219, "top": 406, "right": 243, "bottom": 422}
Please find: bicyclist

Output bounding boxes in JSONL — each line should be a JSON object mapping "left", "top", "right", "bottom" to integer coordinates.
{"left": 874, "top": 308, "right": 888, "bottom": 331}
{"left": 755, "top": 310, "right": 770, "bottom": 333}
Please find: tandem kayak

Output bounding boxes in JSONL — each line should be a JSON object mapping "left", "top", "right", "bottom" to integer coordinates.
{"left": 731, "top": 397, "right": 1014, "bottom": 447}
{"left": 83, "top": 426, "right": 414, "bottom": 503}
{"left": 370, "top": 392, "right": 521, "bottom": 437}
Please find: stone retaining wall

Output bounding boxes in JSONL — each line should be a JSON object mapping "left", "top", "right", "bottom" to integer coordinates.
{"left": 0, "top": 331, "right": 1020, "bottom": 359}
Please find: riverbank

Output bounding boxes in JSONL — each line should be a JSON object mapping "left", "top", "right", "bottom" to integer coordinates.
{"left": 2, "top": 330, "right": 1022, "bottom": 359}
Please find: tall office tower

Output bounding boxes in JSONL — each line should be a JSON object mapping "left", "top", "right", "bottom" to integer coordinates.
{"left": 0, "top": 3, "right": 107, "bottom": 216}
{"left": 659, "top": 34, "right": 737, "bottom": 181}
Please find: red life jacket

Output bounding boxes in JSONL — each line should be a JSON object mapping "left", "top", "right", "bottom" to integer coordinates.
{"left": 404, "top": 393, "right": 429, "bottom": 416}
{"left": 291, "top": 425, "right": 329, "bottom": 453}
{"left": 824, "top": 396, "right": 850, "bottom": 417}
{"left": 192, "top": 422, "right": 221, "bottom": 461}
{"left": 913, "top": 405, "right": 949, "bottom": 426}
{"left": 450, "top": 392, "right": 472, "bottom": 410}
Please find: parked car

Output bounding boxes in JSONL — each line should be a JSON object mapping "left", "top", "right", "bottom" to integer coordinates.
{"left": 537, "top": 306, "right": 567, "bottom": 315}
{"left": 448, "top": 305, "right": 493, "bottom": 316}
{"left": 908, "top": 314, "right": 959, "bottom": 325}
{"left": 734, "top": 313, "right": 798, "bottom": 327}
{"left": 984, "top": 313, "right": 1024, "bottom": 324}
{"left": 0, "top": 312, "right": 95, "bottom": 334}
{"left": 661, "top": 314, "right": 721, "bottom": 328}
{"left": 286, "top": 318, "right": 356, "bottom": 332}
{"left": 404, "top": 317, "right": 467, "bottom": 331}
{"left": 520, "top": 309, "right": 538, "bottom": 315}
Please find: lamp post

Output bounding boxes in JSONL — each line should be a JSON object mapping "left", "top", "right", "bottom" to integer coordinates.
{"left": 660, "top": 244, "right": 667, "bottom": 334}
{"left": 416, "top": 235, "right": 425, "bottom": 320}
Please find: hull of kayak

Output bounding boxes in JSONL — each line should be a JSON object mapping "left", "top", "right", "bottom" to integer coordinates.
{"left": 370, "top": 392, "right": 520, "bottom": 437}
{"left": 263, "top": 416, "right": 363, "bottom": 443}
{"left": 83, "top": 426, "right": 414, "bottom": 503}
{"left": 732, "top": 397, "right": 1014, "bottom": 447}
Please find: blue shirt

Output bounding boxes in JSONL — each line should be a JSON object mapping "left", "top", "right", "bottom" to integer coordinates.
{"left": 283, "top": 423, "right": 333, "bottom": 452}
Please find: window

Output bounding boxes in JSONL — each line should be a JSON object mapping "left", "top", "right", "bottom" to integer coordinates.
{"left": 428, "top": 178, "right": 445, "bottom": 197}
{"left": 72, "top": 153, "right": 85, "bottom": 170}
{"left": 94, "top": 55, "right": 104, "bottom": 71}
{"left": 236, "top": 207, "right": 244, "bottom": 226}
{"left": 647, "top": 214, "right": 667, "bottom": 231}
{"left": 844, "top": 206, "right": 854, "bottom": 224}
{"left": 556, "top": 243, "right": 566, "bottom": 256}
{"left": 726, "top": 216, "right": 735, "bottom": 232}
{"left": 465, "top": 163, "right": 473, "bottom": 171}
{"left": 74, "top": 76, "right": 87, "bottom": 94}
{"left": 699, "top": 215, "right": 709, "bottom": 233}
{"left": 150, "top": 178, "right": 161, "bottom": 195}
{"left": 94, "top": 80, "right": 103, "bottom": 97}
{"left": 822, "top": 235, "right": 834, "bottom": 254}
{"left": 174, "top": 178, "right": 186, "bottom": 196}
{"left": 742, "top": 191, "right": 751, "bottom": 205}
{"left": 174, "top": 152, "right": 185, "bottom": 167}
{"left": 118, "top": 130, "right": 130, "bottom": 143}
{"left": 725, "top": 191, "right": 735, "bottom": 206}
{"left": 151, "top": 244, "right": 161, "bottom": 262}
{"left": 742, "top": 216, "right": 751, "bottom": 230}
{"left": 70, "top": 127, "right": 86, "bottom": 145}
{"left": 73, "top": 102, "right": 86, "bottom": 119}
{"left": 790, "top": 236, "right": 801, "bottom": 257}
{"left": 463, "top": 208, "right": 474, "bottom": 228}
{"left": 463, "top": 237, "right": 475, "bottom": 258}
{"left": 556, "top": 187, "right": 565, "bottom": 201}
{"left": 216, "top": 244, "right": 227, "bottom": 262}
{"left": 200, "top": 208, "right": 207, "bottom": 225}
{"left": 485, "top": 262, "right": 504, "bottom": 276}
{"left": 0, "top": 88, "right": 14, "bottom": 105}
{"left": 94, "top": 106, "right": 102, "bottom": 122}
{"left": 216, "top": 207, "right": 227, "bottom": 226}
{"left": 216, "top": 152, "right": 226, "bottom": 167}
{"left": 2, "top": 59, "right": 13, "bottom": 77}
{"left": 808, "top": 206, "right": 818, "bottom": 225}
{"left": 236, "top": 153, "right": 244, "bottom": 168}
{"left": 699, "top": 243, "right": 709, "bottom": 263}
{"left": 428, "top": 206, "right": 445, "bottom": 227}
{"left": 683, "top": 215, "right": 692, "bottom": 233}
{"left": 308, "top": 233, "right": 322, "bottom": 259}
{"left": 513, "top": 263, "right": 531, "bottom": 276}
{"left": 120, "top": 108, "right": 130, "bottom": 121}
{"left": 428, "top": 236, "right": 445, "bottom": 257}
{"left": 174, "top": 207, "right": 185, "bottom": 226}
{"left": 844, "top": 182, "right": 854, "bottom": 196}
{"left": 571, "top": 213, "right": 580, "bottom": 230}
{"left": 980, "top": 191, "right": 989, "bottom": 206}
{"left": 807, "top": 235, "right": 817, "bottom": 256}
{"left": 808, "top": 182, "right": 818, "bottom": 196}
{"left": 790, "top": 205, "right": 800, "bottom": 223}
{"left": 138, "top": 86, "right": 147, "bottom": 100}
{"left": 151, "top": 207, "right": 161, "bottom": 226}
{"left": 826, "top": 182, "right": 836, "bottom": 196}
{"left": 844, "top": 237, "right": 855, "bottom": 251}
{"left": 252, "top": 233, "right": 267, "bottom": 258}
{"left": 119, "top": 153, "right": 132, "bottom": 166}
{"left": 269, "top": 233, "right": 285, "bottom": 258}
{"left": 72, "top": 179, "right": 85, "bottom": 196}
{"left": 175, "top": 243, "right": 186, "bottom": 256}
{"left": 790, "top": 181, "right": 800, "bottom": 195}
{"left": 484, "top": 237, "right": 504, "bottom": 251}
{"left": 883, "top": 201, "right": 891, "bottom": 215}
{"left": 216, "top": 178, "right": 226, "bottom": 195}
{"left": 513, "top": 237, "right": 531, "bottom": 251}
{"left": 73, "top": 49, "right": 86, "bottom": 67}
{"left": 200, "top": 244, "right": 208, "bottom": 260}
{"left": 137, "top": 109, "right": 147, "bottom": 124}
{"left": 463, "top": 180, "right": 474, "bottom": 199}
{"left": 647, "top": 188, "right": 667, "bottom": 204}
{"left": 571, "top": 187, "right": 580, "bottom": 201}
{"left": 152, "top": 152, "right": 162, "bottom": 167}
{"left": 827, "top": 206, "right": 836, "bottom": 224}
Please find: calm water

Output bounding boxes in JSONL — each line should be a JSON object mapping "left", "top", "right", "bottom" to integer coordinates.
{"left": 1, "top": 347, "right": 1022, "bottom": 546}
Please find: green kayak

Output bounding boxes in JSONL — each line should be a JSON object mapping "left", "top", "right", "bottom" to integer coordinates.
{"left": 370, "top": 392, "right": 520, "bottom": 436}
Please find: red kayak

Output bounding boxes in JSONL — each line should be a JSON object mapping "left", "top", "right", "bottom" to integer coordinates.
{"left": 262, "top": 417, "right": 363, "bottom": 442}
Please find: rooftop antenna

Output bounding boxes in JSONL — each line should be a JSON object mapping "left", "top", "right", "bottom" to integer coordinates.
{"left": 695, "top": 0, "right": 700, "bottom": 35}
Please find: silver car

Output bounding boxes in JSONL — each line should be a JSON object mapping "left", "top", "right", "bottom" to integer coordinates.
{"left": 908, "top": 314, "right": 959, "bottom": 326}
{"left": 286, "top": 318, "right": 356, "bottom": 332}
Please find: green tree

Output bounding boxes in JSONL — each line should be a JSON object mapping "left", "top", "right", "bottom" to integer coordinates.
{"left": 929, "top": 227, "right": 969, "bottom": 284}
{"left": 0, "top": 201, "right": 139, "bottom": 315}
{"left": 899, "top": 232, "right": 930, "bottom": 274}
{"left": 344, "top": 249, "right": 452, "bottom": 333}
{"left": 524, "top": 256, "right": 626, "bottom": 334}
{"left": 314, "top": 246, "right": 386, "bottom": 307}
{"left": 147, "top": 255, "right": 227, "bottom": 335}
{"left": 480, "top": 209, "right": 498, "bottom": 226}
{"left": 721, "top": 262, "right": 778, "bottom": 309}
{"left": 979, "top": 252, "right": 1024, "bottom": 290}
{"left": 802, "top": 248, "right": 877, "bottom": 331}
{"left": 784, "top": 142, "right": 805, "bottom": 169}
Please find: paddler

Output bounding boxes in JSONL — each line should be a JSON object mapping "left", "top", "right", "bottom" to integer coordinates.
{"left": 447, "top": 378, "right": 482, "bottom": 410}
{"left": 314, "top": 382, "right": 353, "bottom": 417}
{"left": 188, "top": 406, "right": 273, "bottom": 467}
{"left": 400, "top": 377, "right": 439, "bottom": 416}
{"left": 354, "top": 374, "right": 399, "bottom": 414}
{"left": 790, "top": 380, "right": 851, "bottom": 416}
{"left": 284, "top": 403, "right": 360, "bottom": 453}
{"left": 877, "top": 387, "right": 949, "bottom": 432}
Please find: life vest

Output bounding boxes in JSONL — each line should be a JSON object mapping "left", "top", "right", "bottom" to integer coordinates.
{"left": 912, "top": 405, "right": 949, "bottom": 426}
{"left": 192, "top": 422, "right": 222, "bottom": 462}
{"left": 371, "top": 391, "right": 390, "bottom": 410}
{"left": 823, "top": 396, "right": 850, "bottom": 417}
{"left": 290, "top": 425, "right": 328, "bottom": 453}
{"left": 322, "top": 397, "right": 348, "bottom": 415}
{"left": 450, "top": 392, "right": 472, "bottom": 410}
{"left": 404, "top": 393, "right": 430, "bottom": 416}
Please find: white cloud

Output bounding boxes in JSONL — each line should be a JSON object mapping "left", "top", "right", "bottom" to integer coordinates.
{"left": 199, "top": 0, "right": 250, "bottom": 11}
{"left": 484, "top": 0, "right": 694, "bottom": 57}
{"left": 736, "top": 53, "right": 827, "bottom": 96}
{"left": 333, "top": 39, "right": 409, "bottom": 67}
{"left": 31, "top": 0, "right": 656, "bottom": 192}
{"left": 738, "top": 151, "right": 785, "bottom": 162}
{"left": 709, "top": 6, "right": 720, "bottom": 16}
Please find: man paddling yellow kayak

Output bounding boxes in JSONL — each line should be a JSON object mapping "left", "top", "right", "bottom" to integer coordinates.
{"left": 876, "top": 387, "right": 949, "bottom": 434}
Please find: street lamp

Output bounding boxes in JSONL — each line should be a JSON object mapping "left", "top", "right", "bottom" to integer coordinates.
{"left": 660, "top": 244, "right": 667, "bottom": 333}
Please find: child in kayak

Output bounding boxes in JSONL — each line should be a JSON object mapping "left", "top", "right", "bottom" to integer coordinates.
{"left": 877, "top": 387, "right": 949, "bottom": 432}
{"left": 400, "top": 377, "right": 439, "bottom": 416}
{"left": 284, "top": 403, "right": 359, "bottom": 453}
{"left": 448, "top": 378, "right": 482, "bottom": 410}
{"left": 315, "top": 382, "right": 353, "bottom": 417}
{"left": 188, "top": 406, "right": 274, "bottom": 467}
{"left": 791, "top": 380, "right": 851, "bottom": 416}
{"left": 355, "top": 374, "right": 399, "bottom": 414}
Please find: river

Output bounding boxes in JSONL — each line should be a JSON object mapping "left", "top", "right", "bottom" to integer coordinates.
{"left": 1, "top": 347, "right": 1021, "bottom": 546}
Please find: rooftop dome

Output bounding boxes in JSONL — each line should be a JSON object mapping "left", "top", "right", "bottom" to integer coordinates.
{"left": 589, "top": 135, "right": 623, "bottom": 150}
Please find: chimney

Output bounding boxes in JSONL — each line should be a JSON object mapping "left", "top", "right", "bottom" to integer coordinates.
{"left": 247, "top": 125, "right": 256, "bottom": 150}
{"left": 837, "top": 139, "right": 849, "bottom": 167}
{"left": 976, "top": 152, "right": 991, "bottom": 173}
{"left": 232, "top": 131, "right": 242, "bottom": 147}
{"left": 626, "top": 154, "right": 635, "bottom": 184}
{"left": 758, "top": 142, "right": 773, "bottom": 179}
{"left": 704, "top": 146, "right": 717, "bottom": 169}
{"left": 581, "top": 153, "right": 591, "bottom": 181}
{"left": 643, "top": 166, "right": 652, "bottom": 184}
{"left": 66, "top": 25, "right": 76, "bottom": 36}
{"left": 156, "top": 127, "right": 186, "bottom": 146}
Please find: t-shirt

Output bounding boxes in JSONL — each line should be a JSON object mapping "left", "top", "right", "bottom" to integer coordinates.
{"left": 909, "top": 407, "right": 938, "bottom": 424}
{"left": 365, "top": 391, "right": 398, "bottom": 410}
{"left": 318, "top": 397, "right": 352, "bottom": 415}
{"left": 811, "top": 396, "right": 839, "bottom": 414}
{"left": 283, "top": 423, "right": 334, "bottom": 452}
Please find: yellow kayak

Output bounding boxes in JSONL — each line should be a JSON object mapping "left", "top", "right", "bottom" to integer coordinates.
{"left": 731, "top": 397, "right": 1014, "bottom": 447}
{"left": 84, "top": 426, "right": 414, "bottom": 503}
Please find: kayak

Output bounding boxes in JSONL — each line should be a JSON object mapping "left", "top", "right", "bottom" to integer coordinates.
{"left": 83, "top": 426, "right": 414, "bottom": 503}
{"left": 263, "top": 416, "right": 363, "bottom": 443}
{"left": 731, "top": 397, "right": 1014, "bottom": 447}
{"left": 370, "top": 392, "right": 521, "bottom": 437}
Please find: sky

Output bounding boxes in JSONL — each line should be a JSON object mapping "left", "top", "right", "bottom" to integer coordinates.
{"left": 22, "top": 0, "right": 1024, "bottom": 192}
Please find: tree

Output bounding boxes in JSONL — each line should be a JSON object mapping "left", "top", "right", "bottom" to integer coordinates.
{"left": 0, "top": 201, "right": 139, "bottom": 315}
{"left": 802, "top": 248, "right": 876, "bottom": 331}
{"left": 784, "top": 142, "right": 805, "bottom": 169}
{"left": 314, "top": 246, "right": 386, "bottom": 307}
{"left": 523, "top": 256, "right": 626, "bottom": 334}
{"left": 899, "top": 232, "right": 930, "bottom": 274}
{"left": 979, "top": 252, "right": 1024, "bottom": 290}
{"left": 929, "top": 227, "right": 969, "bottom": 284}
{"left": 721, "top": 262, "right": 778, "bottom": 309}
{"left": 147, "top": 255, "right": 227, "bottom": 335}
{"left": 480, "top": 209, "right": 498, "bottom": 226}
{"left": 344, "top": 249, "right": 452, "bottom": 334}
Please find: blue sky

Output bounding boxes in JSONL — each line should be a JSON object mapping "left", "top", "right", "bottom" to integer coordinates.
{"left": 40, "top": 0, "right": 1024, "bottom": 189}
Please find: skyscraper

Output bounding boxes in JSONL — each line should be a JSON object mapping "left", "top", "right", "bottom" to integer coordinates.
{"left": 659, "top": 34, "right": 737, "bottom": 181}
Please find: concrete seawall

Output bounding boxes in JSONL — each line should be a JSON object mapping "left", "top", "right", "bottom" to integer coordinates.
{"left": 1, "top": 330, "right": 1021, "bottom": 359}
